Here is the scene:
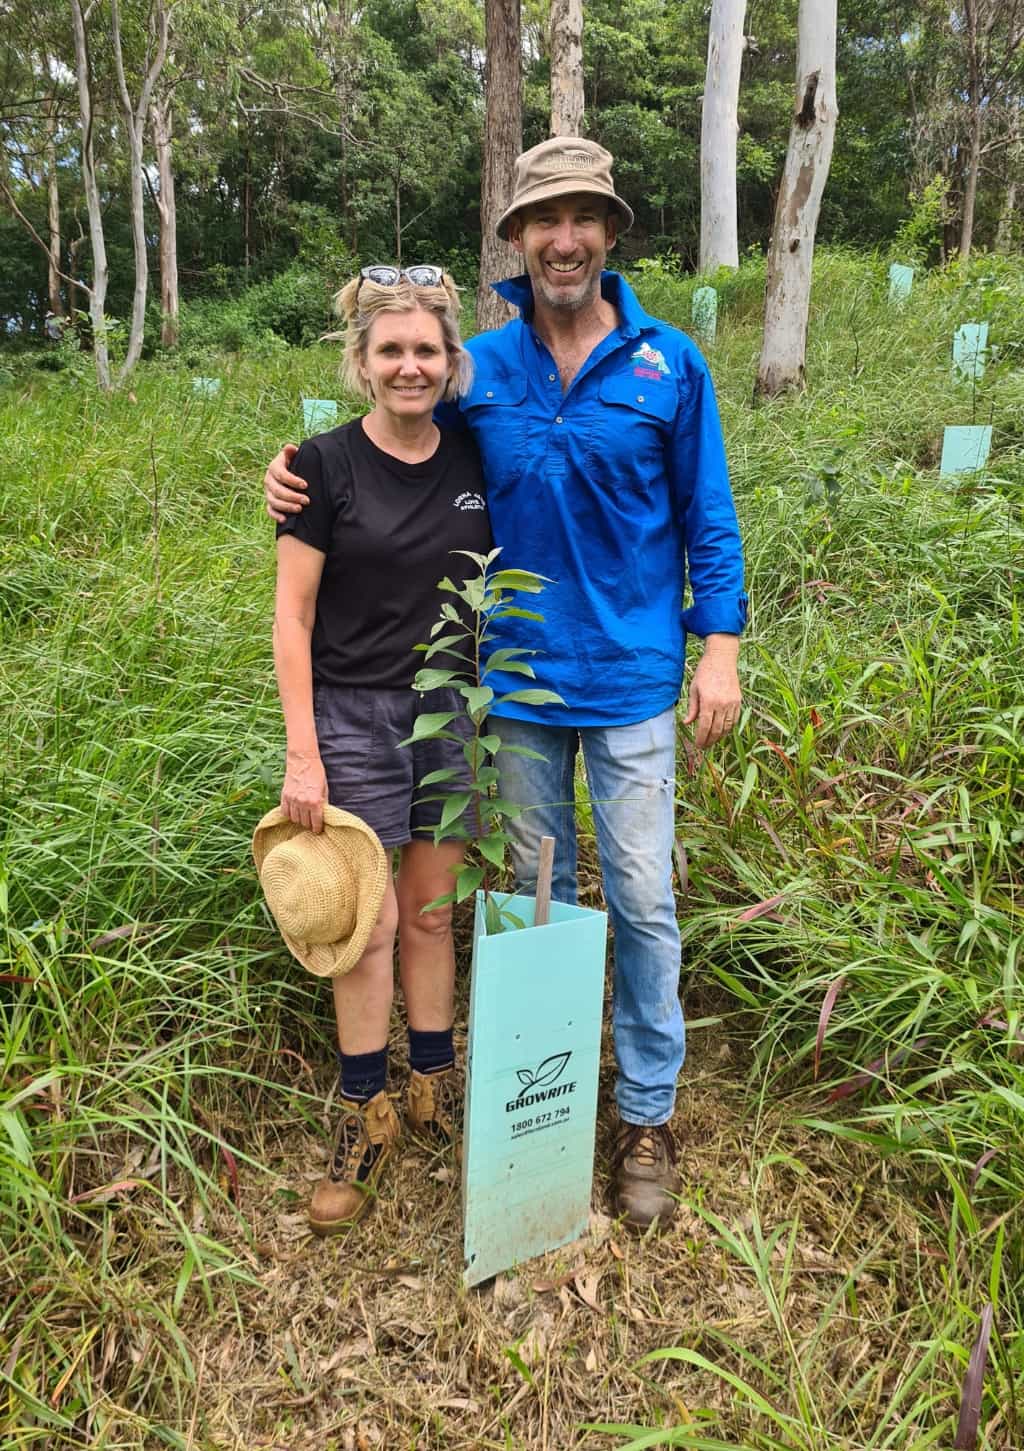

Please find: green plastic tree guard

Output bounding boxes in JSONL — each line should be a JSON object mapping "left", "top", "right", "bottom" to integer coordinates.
{"left": 952, "top": 323, "right": 989, "bottom": 382}
{"left": 692, "top": 286, "right": 718, "bottom": 344}
{"left": 888, "top": 263, "right": 914, "bottom": 303}
{"left": 302, "top": 398, "right": 339, "bottom": 432}
{"left": 940, "top": 425, "right": 991, "bottom": 477}
{"left": 192, "top": 376, "right": 221, "bottom": 397}
{"left": 462, "top": 890, "right": 608, "bottom": 1288}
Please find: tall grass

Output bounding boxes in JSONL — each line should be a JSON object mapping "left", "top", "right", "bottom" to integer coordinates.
{"left": 1, "top": 249, "right": 1021, "bottom": 1446}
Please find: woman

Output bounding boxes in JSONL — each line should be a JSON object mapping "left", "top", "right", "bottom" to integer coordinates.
{"left": 272, "top": 266, "right": 489, "bottom": 1235}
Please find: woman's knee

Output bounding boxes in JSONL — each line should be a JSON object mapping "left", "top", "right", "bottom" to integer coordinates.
{"left": 365, "top": 891, "right": 399, "bottom": 955}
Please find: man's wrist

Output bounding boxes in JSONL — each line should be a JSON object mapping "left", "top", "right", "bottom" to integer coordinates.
{"left": 701, "top": 632, "right": 740, "bottom": 663}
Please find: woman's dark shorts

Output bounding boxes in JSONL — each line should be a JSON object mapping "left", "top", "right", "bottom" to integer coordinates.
{"left": 313, "top": 683, "right": 474, "bottom": 849}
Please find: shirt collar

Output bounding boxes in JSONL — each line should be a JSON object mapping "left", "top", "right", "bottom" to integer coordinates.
{"left": 491, "top": 270, "right": 656, "bottom": 341}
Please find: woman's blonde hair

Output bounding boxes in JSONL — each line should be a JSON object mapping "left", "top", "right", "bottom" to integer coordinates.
{"left": 329, "top": 271, "right": 473, "bottom": 404}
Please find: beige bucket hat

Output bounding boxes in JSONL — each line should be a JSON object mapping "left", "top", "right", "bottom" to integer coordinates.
{"left": 252, "top": 805, "right": 389, "bottom": 978}
{"left": 496, "top": 136, "right": 635, "bottom": 240}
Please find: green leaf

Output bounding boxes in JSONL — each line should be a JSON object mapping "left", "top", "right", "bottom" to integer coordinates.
{"left": 478, "top": 733, "right": 502, "bottom": 756}
{"left": 422, "top": 633, "right": 471, "bottom": 659}
{"left": 476, "top": 766, "right": 500, "bottom": 789}
{"left": 418, "top": 767, "right": 461, "bottom": 788}
{"left": 735, "top": 761, "right": 758, "bottom": 819}
{"left": 496, "top": 743, "right": 550, "bottom": 761}
{"left": 483, "top": 646, "right": 536, "bottom": 672}
{"left": 459, "top": 684, "right": 494, "bottom": 716}
{"left": 485, "top": 659, "right": 536, "bottom": 678}
{"left": 503, "top": 1344, "right": 536, "bottom": 1386}
{"left": 440, "top": 791, "right": 473, "bottom": 831}
{"left": 413, "top": 667, "right": 460, "bottom": 690}
{"left": 484, "top": 797, "right": 522, "bottom": 819}
{"left": 398, "top": 711, "right": 457, "bottom": 747}
{"left": 449, "top": 549, "right": 492, "bottom": 568}
{"left": 489, "top": 606, "right": 544, "bottom": 621}
{"left": 454, "top": 864, "right": 484, "bottom": 902}
{"left": 463, "top": 577, "right": 486, "bottom": 610}
{"left": 483, "top": 893, "right": 505, "bottom": 935}
{"left": 478, "top": 833, "right": 507, "bottom": 867}
{"left": 493, "top": 688, "right": 566, "bottom": 707}
{"left": 420, "top": 890, "right": 456, "bottom": 914}
{"left": 489, "top": 569, "right": 548, "bottom": 594}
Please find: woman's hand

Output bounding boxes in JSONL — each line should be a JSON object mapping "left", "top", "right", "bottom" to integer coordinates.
{"left": 281, "top": 749, "right": 328, "bottom": 833}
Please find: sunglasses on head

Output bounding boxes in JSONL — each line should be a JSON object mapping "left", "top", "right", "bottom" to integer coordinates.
{"left": 359, "top": 264, "right": 445, "bottom": 290}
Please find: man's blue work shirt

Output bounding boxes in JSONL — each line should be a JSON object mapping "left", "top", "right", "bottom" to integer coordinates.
{"left": 439, "top": 270, "right": 747, "bottom": 727}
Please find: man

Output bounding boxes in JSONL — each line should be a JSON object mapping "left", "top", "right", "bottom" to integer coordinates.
{"left": 265, "top": 138, "right": 746, "bottom": 1230}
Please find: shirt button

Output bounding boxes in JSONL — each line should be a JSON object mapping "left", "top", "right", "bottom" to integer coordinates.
{"left": 555, "top": 415, "right": 563, "bottom": 424}
{"left": 548, "top": 373, "right": 556, "bottom": 382}
{"left": 636, "top": 394, "right": 645, "bottom": 403}
{"left": 485, "top": 390, "right": 494, "bottom": 398}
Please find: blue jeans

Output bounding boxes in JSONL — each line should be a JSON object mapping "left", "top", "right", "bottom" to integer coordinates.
{"left": 494, "top": 707, "right": 683, "bottom": 1126}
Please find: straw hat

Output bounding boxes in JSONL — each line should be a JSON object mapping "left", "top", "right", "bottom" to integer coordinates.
{"left": 252, "top": 805, "right": 389, "bottom": 978}
{"left": 496, "top": 137, "right": 634, "bottom": 240}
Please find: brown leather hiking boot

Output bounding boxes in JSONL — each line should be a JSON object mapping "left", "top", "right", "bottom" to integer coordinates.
{"left": 308, "top": 1090, "right": 400, "bottom": 1236}
{"left": 611, "top": 1120, "right": 680, "bottom": 1230}
{"left": 406, "top": 1066, "right": 459, "bottom": 1147}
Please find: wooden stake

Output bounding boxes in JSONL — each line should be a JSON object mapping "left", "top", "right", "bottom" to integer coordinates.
{"left": 534, "top": 836, "right": 555, "bottom": 927}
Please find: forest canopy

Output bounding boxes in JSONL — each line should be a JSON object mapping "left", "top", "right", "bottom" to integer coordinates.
{"left": 1, "top": 0, "right": 1021, "bottom": 342}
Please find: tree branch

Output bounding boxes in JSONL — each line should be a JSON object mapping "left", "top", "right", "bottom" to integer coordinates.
{"left": 0, "top": 175, "right": 91, "bottom": 296}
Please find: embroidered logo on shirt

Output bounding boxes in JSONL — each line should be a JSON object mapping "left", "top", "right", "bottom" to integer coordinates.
{"left": 630, "top": 342, "right": 671, "bottom": 379}
{"left": 453, "top": 491, "right": 486, "bottom": 511}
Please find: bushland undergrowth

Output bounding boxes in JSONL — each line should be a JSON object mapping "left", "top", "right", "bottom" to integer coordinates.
{"left": 1, "top": 250, "right": 1021, "bottom": 1448}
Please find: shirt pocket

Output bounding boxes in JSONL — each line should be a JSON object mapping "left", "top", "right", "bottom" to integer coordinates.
{"left": 585, "top": 372, "right": 677, "bottom": 494}
{"left": 461, "top": 374, "right": 528, "bottom": 495}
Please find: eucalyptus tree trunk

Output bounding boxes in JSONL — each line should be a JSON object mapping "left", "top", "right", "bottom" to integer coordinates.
{"left": 994, "top": 163, "right": 1018, "bottom": 253}
{"left": 69, "top": 0, "right": 111, "bottom": 390}
{"left": 110, "top": 0, "right": 171, "bottom": 381}
{"left": 45, "top": 86, "right": 63, "bottom": 317}
{"left": 700, "top": 0, "right": 747, "bottom": 272}
{"left": 959, "top": 0, "right": 982, "bottom": 260}
{"left": 549, "top": 0, "right": 583, "bottom": 137}
{"left": 150, "top": 95, "right": 179, "bottom": 348}
{"left": 755, "top": 0, "right": 838, "bottom": 398}
{"left": 477, "top": 0, "right": 522, "bottom": 333}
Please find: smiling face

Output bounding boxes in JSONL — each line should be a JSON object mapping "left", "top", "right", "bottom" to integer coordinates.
{"left": 508, "top": 193, "right": 617, "bottom": 317}
{"left": 359, "top": 306, "right": 451, "bottom": 423}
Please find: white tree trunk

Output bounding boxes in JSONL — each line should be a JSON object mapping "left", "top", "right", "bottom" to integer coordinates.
{"left": 959, "top": 2, "right": 982, "bottom": 262}
{"left": 700, "top": 0, "right": 746, "bottom": 272}
{"left": 110, "top": 0, "right": 170, "bottom": 381}
{"left": 150, "top": 95, "right": 179, "bottom": 348}
{"left": 549, "top": 0, "right": 583, "bottom": 137}
{"left": 994, "top": 166, "right": 1018, "bottom": 253}
{"left": 477, "top": 0, "right": 522, "bottom": 333}
{"left": 44, "top": 86, "right": 63, "bottom": 317}
{"left": 755, "top": 0, "right": 838, "bottom": 398}
{"left": 69, "top": 0, "right": 111, "bottom": 390}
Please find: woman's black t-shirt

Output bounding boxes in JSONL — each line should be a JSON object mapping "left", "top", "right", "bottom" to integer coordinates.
{"left": 276, "top": 418, "right": 491, "bottom": 688}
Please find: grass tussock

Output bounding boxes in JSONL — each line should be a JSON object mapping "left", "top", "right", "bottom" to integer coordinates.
{"left": 1, "top": 249, "right": 1022, "bottom": 1448}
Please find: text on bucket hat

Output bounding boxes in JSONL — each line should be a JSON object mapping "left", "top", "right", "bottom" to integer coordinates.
{"left": 496, "top": 137, "right": 634, "bottom": 240}
{"left": 252, "top": 805, "right": 389, "bottom": 978}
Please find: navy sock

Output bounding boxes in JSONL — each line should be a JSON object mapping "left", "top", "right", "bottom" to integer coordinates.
{"left": 408, "top": 1026, "right": 455, "bottom": 1076}
{"left": 337, "top": 1046, "right": 388, "bottom": 1104}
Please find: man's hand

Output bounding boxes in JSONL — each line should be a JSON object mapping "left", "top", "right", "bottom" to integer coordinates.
{"left": 684, "top": 634, "right": 741, "bottom": 750}
{"left": 280, "top": 749, "right": 328, "bottom": 834}
{"left": 265, "top": 444, "right": 306, "bottom": 522}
